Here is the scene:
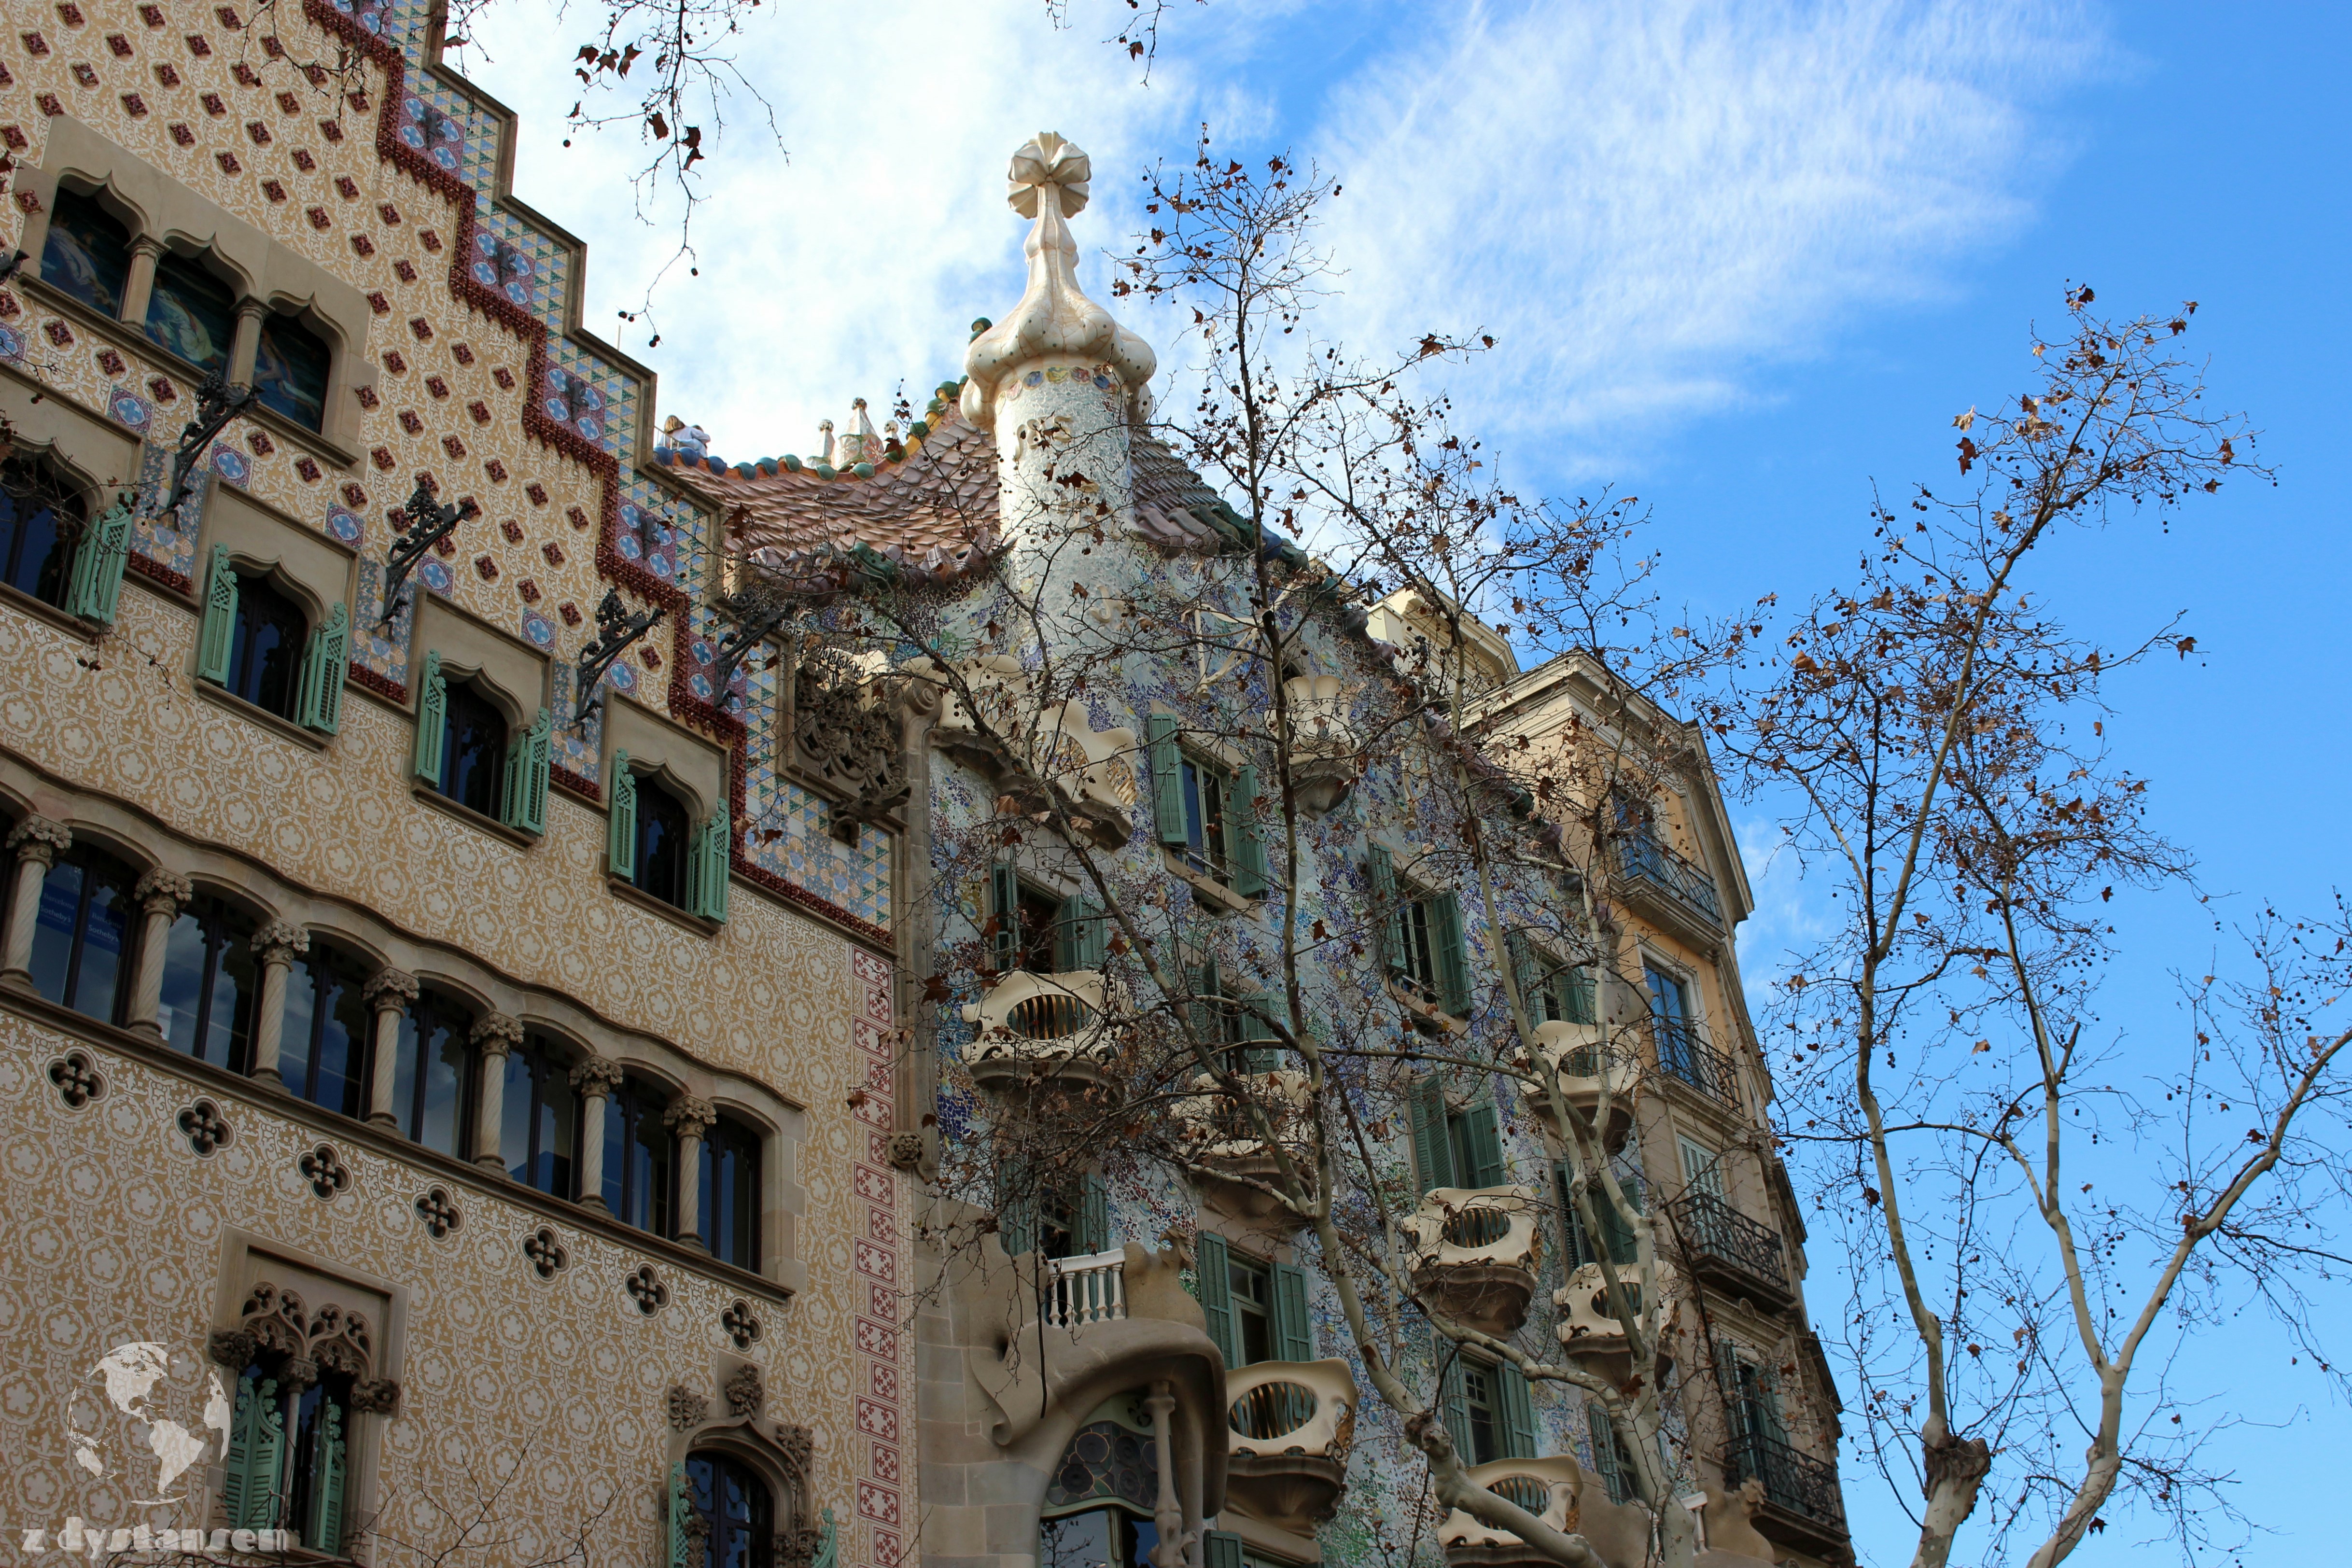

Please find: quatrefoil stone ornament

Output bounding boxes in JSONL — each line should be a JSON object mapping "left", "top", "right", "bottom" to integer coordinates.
{"left": 523, "top": 1227, "right": 568, "bottom": 1279}
{"left": 177, "top": 1099, "right": 233, "bottom": 1157}
{"left": 626, "top": 1264, "right": 669, "bottom": 1316}
{"left": 300, "top": 1143, "right": 351, "bottom": 1201}
{"left": 722, "top": 1299, "right": 762, "bottom": 1349}
{"left": 414, "top": 1186, "right": 462, "bottom": 1239}
{"left": 46, "top": 1050, "right": 105, "bottom": 1109}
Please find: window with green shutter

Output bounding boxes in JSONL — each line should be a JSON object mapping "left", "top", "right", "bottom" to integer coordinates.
{"left": 414, "top": 650, "right": 449, "bottom": 783}
{"left": 1440, "top": 1343, "right": 1478, "bottom": 1462}
{"left": 1372, "top": 848, "right": 1472, "bottom": 1018}
{"left": 1272, "top": 1261, "right": 1315, "bottom": 1362}
{"left": 1454, "top": 1101, "right": 1507, "bottom": 1189}
{"left": 1078, "top": 1172, "right": 1110, "bottom": 1254}
{"left": 1586, "top": 1401, "right": 1633, "bottom": 1504}
{"left": 1202, "top": 1530, "right": 1246, "bottom": 1568}
{"left": 196, "top": 543, "right": 239, "bottom": 685}
{"left": 1227, "top": 762, "right": 1268, "bottom": 896}
{"left": 500, "top": 706, "right": 551, "bottom": 834}
{"left": 1410, "top": 1076, "right": 1457, "bottom": 1193}
{"left": 1495, "top": 1358, "right": 1540, "bottom": 1459}
{"left": 1054, "top": 893, "right": 1108, "bottom": 971}
{"left": 294, "top": 601, "right": 350, "bottom": 734}
{"left": 61, "top": 495, "right": 133, "bottom": 625}
{"left": 1558, "top": 1162, "right": 1645, "bottom": 1267}
{"left": 1145, "top": 713, "right": 1187, "bottom": 848}
{"left": 1509, "top": 927, "right": 1596, "bottom": 1026}
{"left": 1196, "top": 1230, "right": 1237, "bottom": 1364}
{"left": 688, "top": 806, "right": 730, "bottom": 922}
{"left": 219, "top": 1371, "right": 284, "bottom": 1531}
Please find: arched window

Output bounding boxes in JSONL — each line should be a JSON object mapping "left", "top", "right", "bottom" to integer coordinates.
{"left": 254, "top": 311, "right": 332, "bottom": 432}
{"left": 603, "top": 1074, "right": 674, "bottom": 1236}
{"left": 500, "top": 1033, "right": 579, "bottom": 1198}
{"left": 684, "top": 1452, "right": 775, "bottom": 1568}
{"left": 699, "top": 1114, "right": 761, "bottom": 1269}
{"left": 1040, "top": 1401, "right": 1163, "bottom": 1568}
{"left": 280, "top": 939, "right": 372, "bottom": 1118}
{"left": 439, "top": 681, "right": 509, "bottom": 819}
{"left": 144, "top": 249, "right": 238, "bottom": 375}
{"left": 39, "top": 187, "right": 131, "bottom": 316}
{"left": 0, "top": 456, "right": 87, "bottom": 608}
{"left": 635, "top": 779, "right": 692, "bottom": 908}
{"left": 224, "top": 572, "right": 308, "bottom": 720}
{"left": 217, "top": 1279, "right": 379, "bottom": 1554}
{"left": 28, "top": 841, "right": 135, "bottom": 1024}
{"left": 392, "top": 991, "right": 477, "bottom": 1157}
{"left": 158, "top": 893, "right": 259, "bottom": 1071}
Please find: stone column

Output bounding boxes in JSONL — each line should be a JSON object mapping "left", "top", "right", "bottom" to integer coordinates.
{"left": 228, "top": 298, "right": 267, "bottom": 386}
{"left": 122, "top": 868, "right": 193, "bottom": 1036}
{"left": 665, "top": 1094, "right": 718, "bottom": 1248}
{"left": 361, "top": 968, "right": 419, "bottom": 1130}
{"left": 1145, "top": 1379, "right": 1185, "bottom": 1568}
{"left": 243, "top": 921, "right": 309, "bottom": 1084}
{"left": 470, "top": 1012, "right": 524, "bottom": 1172}
{"left": 0, "top": 816, "right": 71, "bottom": 989}
{"left": 569, "top": 1057, "right": 626, "bottom": 1211}
{"left": 121, "top": 236, "right": 165, "bottom": 328}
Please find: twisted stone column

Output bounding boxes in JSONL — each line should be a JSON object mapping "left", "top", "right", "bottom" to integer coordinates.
{"left": 0, "top": 816, "right": 71, "bottom": 989}
{"left": 569, "top": 1057, "right": 627, "bottom": 1211}
{"left": 361, "top": 968, "right": 420, "bottom": 1130}
{"left": 470, "top": 1012, "right": 524, "bottom": 1172}
{"left": 123, "top": 868, "right": 194, "bottom": 1036}
{"left": 244, "top": 921, "right": 309, "bottom": 1083}
{"left": 665, "top": 1094, "right": 718, "bottom": 1248}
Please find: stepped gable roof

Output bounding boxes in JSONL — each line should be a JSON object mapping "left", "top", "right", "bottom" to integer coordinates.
{"left": 655, "top": 404, "right": 1237, "bottom": 580}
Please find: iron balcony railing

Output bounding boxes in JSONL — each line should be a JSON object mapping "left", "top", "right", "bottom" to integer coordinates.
{"left": 1669, "top": 1191, "right": 1791, "bottom": 1296}
{"left": 1722, "top": 1429, "right": 1847, "bottom": 1535}
{"left": 1654, "top": 1017, "right": 1742, "bottom": 1109}
{"left": 1613, "top": 831, "right": 1723, "bottom": 929}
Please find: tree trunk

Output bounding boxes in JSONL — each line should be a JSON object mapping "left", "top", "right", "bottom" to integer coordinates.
{"left": 1910, "top": 1416, "right": 1991, "bottom": 1568}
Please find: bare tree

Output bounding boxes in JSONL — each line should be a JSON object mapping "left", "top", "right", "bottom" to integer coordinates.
{"left": 1698, "top": 289, "right": 2352, "bottom": 1567}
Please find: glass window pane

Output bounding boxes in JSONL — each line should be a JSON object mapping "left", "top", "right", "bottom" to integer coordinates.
{"left": 1040, "top": 1510, "right": 1114, "bottom": 1568}
{"left": 280, "top": 953, "right": 319, "bottom": 1103}
{"left": 157, "top": 909, "right": 209, "bottom": 1057}
{"left": 70, "top": 862, "right": 130, "bottom": 1023}
{"left": 39, "top": 189, "right": 131, "bottom": 316}
{"left": 441, "top": 683, "right": 507, "bottom": 817}
{"left": 27, "top": 859, "right": 85, "bottom": 1005}
{"left": 415, "top": 1015, "right": 470, "bottom": 1156}
{"left": 0, "top": 462, "right": 82, "bottom": 606}
{"left": 534, "top": 1060, "right": 576, "bottom": 1197}
{"left": 144, "top": 251, "right": 237, "bottom": 374}
{"left": 227, "top": 574, "right": 308, "bottom": 718}
{"left": 253, "top": 313, "right": 331, "bottom": 431}
{"left": 501, "top": 1049, "right": 536, "bottom": 1186}
{"left": 313, "top": 959, "right": 371, "bottom": 1119}
{"left": 636, "top": 784, "right": 691, "bottom": 908}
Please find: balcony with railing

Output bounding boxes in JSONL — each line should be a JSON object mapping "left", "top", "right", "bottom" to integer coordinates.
{"left": 1223, "top": 1358, "right": 1358, "bottom": 1532}
{"left": 1522, "top": 1021, "right": 1637, "bottom": 1137}
{"left": 1437, "top": 1456, "right": 1583, "bottom": 1568}
{"left": 962, "top": 969, "right": 1120, "bottom": 1091}
{"left": 1173, "top": 1068, "right": 1313, "bottom": 1227}
{"left": 1722, "top": 1430, "right": 1848, "bottom": 1554}
{"left": 1611, "top": 830, "right": 1724, "bottom": 940}
{"left": 1668, "top": 1191, "right": 1794, "bottom": 1313}
{"left": 1040, "top": 1247, "right": 1129, "bottom": 1330}
{"left": 1653, "top": 1017, "right": 1742, "bottom": 1112}
{"left": 1553, "top": 1261, "right": 1643, "bottom": 1351}
{"left": 1402, "top": 1187, "right": 1544, "bottom": 1337}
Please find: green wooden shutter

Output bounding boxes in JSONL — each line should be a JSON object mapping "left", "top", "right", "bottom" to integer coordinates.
{"left": 296, "top": 601, "right": 350, "bottom": 733}
{"left": 1196, "top": 1230, "right": 1237, "bottom": 1364}
{"left": 1238, "top": 991, "right": 1279, "bottom": 1073}
{"left": 196, "top": 544, "right": 238, "bottom": 684}
{"left": 1078, "top": 1172, "right": 1110, "bottom": 1254}
{"left": 1596, "top": 1174, "right": 1640, "bottom": 1266}
{"left": 1556, "top": 1164, "right": 1596, "bottom": 1269}
{"left": 1368, "top": 843, "right": 1407, "bottom": 977}
{"left": 1145, "top": 713, "right": 1186, "bottom": 847}
{"left": 1410, "top": 1076, "right": 1456, "bottom": 1193}
{"left": 689, "top": 808, "right": 730, "bottom": 922}
{"left": 1432, "top": 889, "right": 1472, "bottom": 1018}
{"left": 1586, "top": 1401, "right": 1629, "bottom": 1503}
{"left": 220, "top": 1372, "right": 282, "bottom": 1531}
{"left": 1439, "top": 1348, "right": 1473, "bottom": 1462}
{"left": 988, "top": 864, "right": 1020, "bottom": 972}
{"left": 666, "top": 1460, "right": 692, "bottom": 1568}
{"left": 1188, "top": 961, "right": 1221, "bottom": 1052}
{"left": 1461, "top": 1102, "right": 1506, "bottom": 1188}
{"left": 1228, "top": 763, "right": 1268, "bottom": 896}
{"left": 1505, "top": 928, "right": 1542, "bottom": 1023}
{"left": 1496, "top": 1359, "right": 1539, "bottom": 1459}
{"left": 305, "top": 1393, "right": 347, "bottom": 1553}
{"left": 63, "top": 496, "right": 133, "bottom": 624}
{"left": 1272, "top": 1261, "right": 1314, "bottom": 1362}
{"left": 1000, "top": 1187, "right": 1037, "bottom": 1260}
{"left": 606, "top": 750, "right": 637, "bottom": 878}
{"left": 1202, "top": 1530, "right": 1245, "bottom": 1568}
{"left": 412, "top": 650, "right": 448, "bottom": 782}
{"left": 1056, "top": 894, "right": 1106, "bottom": 971}
{"left": 502, "top": 707, "right": 550, "bottom": 833}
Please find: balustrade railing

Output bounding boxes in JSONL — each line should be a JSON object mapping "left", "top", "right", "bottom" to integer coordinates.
{"left": 1654, "top": 1017, "right": 1742, "bottom": 1109}
{"left": 1668, "top": 1192, "right": 1789, "bottom": 1295}
{"left": 1613, "top": 831, "right": 1723, "bottom": 928}
{"left": 1041, "top": 1247, "right": 1127, "bottom": 1329}
{"left": 1722, "top": 1430, "right": 1847, "bottom": 1533}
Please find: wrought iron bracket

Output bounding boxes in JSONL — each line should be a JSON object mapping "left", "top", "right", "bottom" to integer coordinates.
{"left": 378, "top": 477, "right": 478, "bottom": 626}
{"left": 160, "top": 369, "right": 258, "bottom": 519}
{"left": 571, "top": 588, "right": 667, "bottom": 729}
{"left": 706, "top": 603, "right": 792, "bottom": 714}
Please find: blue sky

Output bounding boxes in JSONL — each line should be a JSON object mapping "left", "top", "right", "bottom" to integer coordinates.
{"left": 457, "top": 2, "right": 2350, "bottom": 1559}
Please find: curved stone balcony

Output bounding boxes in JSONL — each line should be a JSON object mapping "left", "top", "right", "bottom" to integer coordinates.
{"left": 962, "top": 970, "right": 1120, "bottom": 1091}
{"left": 1524, "top": 1021, "right": 1637, "bottom": 1139}
{"left": 1173, "top": 1069, "right": 1313, "bottom": 1226}
{"left": 1222, "top": 1357, "right": 1358, "bottom": 1533}
{"left": 913, "top": 659, "right": 1136, "bottom": 843}
{"left": 1553, "top": 1261, "right": 1643, "bottom": 1352}
{"left": 1265, "top": 675, "right": 1360, "bottom": 814}
{"left": 1438, "top": 1455, "right": 1585, "bottom": 1568}
{"left": 1402, "top": 1186, "right": 1544, "bottom": 1337}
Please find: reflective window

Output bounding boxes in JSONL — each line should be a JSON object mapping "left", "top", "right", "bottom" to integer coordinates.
{"left": 392, "top": 992, "right": 476, "bottom": 1156}
{"left": 604, "top": 1075, "right": 674, "bottom": 1236}
{"left": 280, "top": 940, "right": 371, "bottom": 1118}
{"left": 224, "top": 572, "right": 307, "bottom": 719}
{"left": 1229, "top": 1252, "right": 1273, "bottom": 1367}
{"left": 699, "top": 1114, "right": 760, "bottom": 1269}
{"left": 1039, "top": 1510, "right": 1159, "bottom": 1568}
{"left": 684, "top": 1452, "right": 774, "bottom": 1568}
{"left": 27, "top": 842, "right": 135, "bottom": 1024}
{"left": 1177, "top": 756, "right": 1228, "bottom": 880}
{"left": 1460, "top": 1357, "right": 1502, "bottom": 1466}
{"left": 253, "top": 312, "right": 331, "bottom": 431}
{"left": 144, "top": 250, "right": 238, "bottom": 374}
{"left": 157, "top": 894, "right": 259, "bottom": 1071}
{"left": 39, "top": 188, "right": 131, "bottom": 316}
{"left": 635, "top": 779, "right": 691, "bottom": 909}
{"left": 438, "top": 682, "right": 507, "bottom": 818}
{"left": 0, "top": 457, "right": 86, "bottom": 607}
{"left": 502, "top": 1034, "right": 578, "bottom": 1199}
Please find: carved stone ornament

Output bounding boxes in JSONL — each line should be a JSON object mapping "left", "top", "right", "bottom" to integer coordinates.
{"left": 886, "top": 1132, "right": 925, "bottom": 1174}
{"left": 223, "top": 1280, "right": 380, "bottom": 1392}
{"left": 300, "top": 1142, "right": 352, "bottom": 1200}
{"left": 569, "top": 1056, "right": 627, "bottom": 1098}
{"left": 350, "top": 1377, "right": 403, "bottom": 1415}
{"left": 469, "top": 1011, "right": 525, "bottom": 1055}
{"left": 664, "top": 1093, "right": 719, "bottom": 1141}
{"left": 523, "top": 1227, "right": 569, "bottom": 1279}
{"left": 5, "top": 814, "right": 71, "bottom": 867}
{"left": 792, "top": 653, "right": 910, "bottom": 841}
{"left": 362, "top": 966, "right": 420, "bottom": 1011}
{"left": 46, "top": 1050, "right": 105, "bottom": 1109}
{"left": 666, "top": 1385, "right": 709, "bottom": 1430}
{"left": 248, "top": 919, "right": 311, "bottom": 965}
{"left": 207, "top": 1328, "right": 258, "bottom": 1371}
{"left": 776, "top": 1422, "right": 813, "bottom": 1480}
{"left": 778, "top": 1527, "right": 826, "bottom": 1568}
{"left": 722, "top": 1299, "right": 763, "bottom": 1349}
{"left": 724, "top": 1363, "right": 765, "bottom": 1419}
{"left": 176, "top": 1098, "right": 234, "bottom": 1157}
{"left": 133, "top": 867, "right": 194, "bottom": 915}
{"left": 414, "top": 1186, "right": 463, "bottom": 1239}
{"left": 627, "top": 1264, "right": 670, "bottom": 1316}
